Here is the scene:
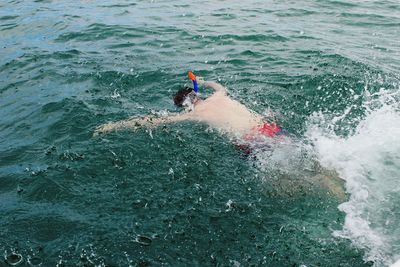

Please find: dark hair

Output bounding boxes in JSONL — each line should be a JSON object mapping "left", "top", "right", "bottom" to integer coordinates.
{"left": 173, "top": 87, "right": 193, "bottom": 107}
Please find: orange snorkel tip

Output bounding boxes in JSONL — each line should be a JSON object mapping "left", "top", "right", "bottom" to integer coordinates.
{"left": 188, "top": 71, "right": 196, "bottom": 81}
{"left": 187, "top": 71, "right": 198, "bottom": 93}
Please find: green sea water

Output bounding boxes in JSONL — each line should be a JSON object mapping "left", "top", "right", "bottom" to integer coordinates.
{"left": 1, "top": 1, "right": 400, "bottom": 266}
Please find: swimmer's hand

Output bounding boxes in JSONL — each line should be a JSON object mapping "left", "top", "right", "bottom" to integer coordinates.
{"left": 196, "top": 76, "right": 205, "bottom": 85}
{"left": 198, "top": 78, "right": 226, "bottom": 94}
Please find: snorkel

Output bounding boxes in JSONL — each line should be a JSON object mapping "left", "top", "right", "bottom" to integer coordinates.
{"left": 178, "top": 71, "right": 198, "bottom": 111}
{"left": 188, "top": 71, "right": 198, "bottom": 93}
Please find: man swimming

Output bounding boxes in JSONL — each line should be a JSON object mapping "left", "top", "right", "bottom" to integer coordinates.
{"left": 94, "top": 73, "right": 282, "bottom": 145}
{"left": 94, "top": 72, "right": 346, "bottom": 198}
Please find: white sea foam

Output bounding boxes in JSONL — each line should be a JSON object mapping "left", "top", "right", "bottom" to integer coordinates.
{"left": 254, "top": 135, "right": 315, "bottom": 177}
{"left": 306, "top": 87, "right": 400, "bottom": 266}
{"left": 390, "top": 259, "right": 400, "bottom": 267}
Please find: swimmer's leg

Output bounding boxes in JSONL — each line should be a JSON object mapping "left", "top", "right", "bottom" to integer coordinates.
{"left": 313, "top": 170, "right": 347, "bottom": 201}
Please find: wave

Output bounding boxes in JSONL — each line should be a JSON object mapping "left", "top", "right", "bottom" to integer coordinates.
{"left": 306, "top": 77, "right": 400, "bottom": 266}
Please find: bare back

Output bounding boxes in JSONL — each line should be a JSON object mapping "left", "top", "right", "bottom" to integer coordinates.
{"left": 189, "top": 91, "right": 264, "bottom": 136}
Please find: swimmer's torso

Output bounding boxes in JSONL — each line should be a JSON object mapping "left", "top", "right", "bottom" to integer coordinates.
{"left": 190, "top": 92, "right": 264, "bottom": 135}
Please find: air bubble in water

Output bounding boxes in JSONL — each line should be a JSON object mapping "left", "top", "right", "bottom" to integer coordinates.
{"left": 5, "top": 252, "right": 23, "bottom": 266}
{"left": 134, "top": 235, "right": 152, "bottom": 246}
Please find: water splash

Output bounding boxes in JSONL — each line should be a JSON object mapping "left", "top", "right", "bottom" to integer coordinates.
{"left": 306, "top": 84, "right": 400, "bottom": 266}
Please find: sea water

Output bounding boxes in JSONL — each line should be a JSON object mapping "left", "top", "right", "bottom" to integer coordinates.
{"left": 308, "top": 82, "right": 400, "bottom": 266}
{"left": 1, "top": 0, "right": 399, "bottom": 266}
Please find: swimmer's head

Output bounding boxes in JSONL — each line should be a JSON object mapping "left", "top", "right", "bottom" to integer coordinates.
{"left": 173, "top": 87, "right": 197, "bottom": 108}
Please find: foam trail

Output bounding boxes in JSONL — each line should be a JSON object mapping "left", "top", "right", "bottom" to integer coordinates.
{"left": 307, "top": 88, "right": 400, "bottom": 266}
{"left": 253, "top": 136, "right": 315, "bottom": 177}
{"left": 391, "top": 259, "right": 400, "bottom": 267}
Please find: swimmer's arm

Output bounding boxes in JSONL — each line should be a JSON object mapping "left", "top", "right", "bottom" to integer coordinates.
{"left": 197, "top": 78, "right": 227, "bottom": 94}
{"left": 94, "top": 113, "right": 193, "bottom": 136}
